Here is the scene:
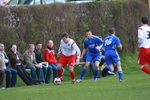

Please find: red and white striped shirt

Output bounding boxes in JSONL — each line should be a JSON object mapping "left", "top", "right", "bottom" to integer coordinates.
{"left": 58, "top": 39, "right": 81, "bottom": 59}
{"left": 138, "top": 25, "right": 150, "bottom": 48}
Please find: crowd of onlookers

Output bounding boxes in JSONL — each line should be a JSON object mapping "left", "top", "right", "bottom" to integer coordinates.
{"left": 0, "top": 40, "right": 65, "bottom": 88}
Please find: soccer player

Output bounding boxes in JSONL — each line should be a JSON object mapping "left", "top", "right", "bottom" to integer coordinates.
{"left": 138, "top": 17, "right": 150, "bottom": 74}
{"left": 103, "top": 28, "right": 123, "bottom": 81}
{"left": 57, "top": 32, "right": 81, "bottom": 83}
{"left": 77, "top": 30, "right": 103, "bottom": 82}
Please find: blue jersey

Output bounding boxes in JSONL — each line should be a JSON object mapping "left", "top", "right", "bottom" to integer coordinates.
{"left": 103, "top": 34, "right": 121, "bottom": 52}
{"left": 84, "top": 35, "right": 103, "bottom": 54}
{"left": 103, "top": 34, "right": 121, "bottom": 64}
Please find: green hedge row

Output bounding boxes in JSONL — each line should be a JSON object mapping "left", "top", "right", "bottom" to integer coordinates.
{"left": 0, "top": 0, "right": 148, "bottom": 53}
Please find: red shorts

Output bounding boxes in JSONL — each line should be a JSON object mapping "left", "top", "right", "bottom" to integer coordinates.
{"left": 138, "top": 48, "right": 150, "bottom": 65}
{"left": 58, "top": 54, "right": 76, "bottom": 68}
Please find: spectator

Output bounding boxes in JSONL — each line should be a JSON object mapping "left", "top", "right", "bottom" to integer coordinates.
{"left": 7, "top": 44, "right": 37, "bottom": 86}
{"left": 23, "top": 44, "right": 43, "bottom": 83}
{"left": 0, "top": 54, "right": 4, "bottom": 86}
{"left": 43, "top": 40, "right": 58, "bottom": 83}
{"left": 0, "top": 43, "right": 17, "bottom": 88}
{"left": 34, "top": 42, "right": 50, "bottom": 83}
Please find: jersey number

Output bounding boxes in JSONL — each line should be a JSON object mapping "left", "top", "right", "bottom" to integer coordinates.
{"left": 105, "top": 39, "right": 112, "bottom": 46}
{"left": 147, "top": 31, "right": 150, "bottom": 39}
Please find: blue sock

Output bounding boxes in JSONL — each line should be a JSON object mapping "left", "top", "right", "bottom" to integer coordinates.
{"left": 94, "top": 69, "right": 99, "bottom": 80}
{"left": 80, "top": 68, "right": 87, "bottom": 80}
{"left": 105, "top": 66, "right": 111, "bottom": 70}
{"left": 118, "top": 72, "right": 123, "bottom": 81}
{"left": 97, "top": 69, "right": 101, "bottom": 78}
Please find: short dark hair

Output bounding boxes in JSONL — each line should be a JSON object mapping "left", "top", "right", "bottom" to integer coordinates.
{"left": 141, "top": 16, "right": 149, "bottom": 24}
{"left": 109, "top": 27, "right": 115, "bottom": 34}
{"left": 35, "top": 41, "right": 42, "bottom": 46}
{"left": 60, "top": 32, "right": 69, "bottom": 38}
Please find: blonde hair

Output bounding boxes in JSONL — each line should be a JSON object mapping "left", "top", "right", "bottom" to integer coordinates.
{"left": 28, "top": 44, "right": 35, "bottom": 49}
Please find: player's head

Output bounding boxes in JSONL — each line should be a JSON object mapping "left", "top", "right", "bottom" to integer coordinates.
{"left": 141, "top": 16, "right": 149, "bottom": 24}
{"left": 61, "top": 32, "right": 69, "bottom": 43}
{"left": 108, "top": 27, "right": 116, "bottom": 34}
{"left": 86, "top": 29, "right": 92, "bottom": 39}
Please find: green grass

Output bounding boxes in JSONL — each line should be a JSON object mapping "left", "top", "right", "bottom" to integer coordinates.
{"left": 0, "top": 53, "right": 150, "bottom": 100}
{"left": 0, "top": 71, "right": 150, "bottom": 100}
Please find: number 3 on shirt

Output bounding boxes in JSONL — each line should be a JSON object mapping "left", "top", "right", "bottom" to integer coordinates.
{"left": 147, "top": 31, "right": 150, "bottom": 39}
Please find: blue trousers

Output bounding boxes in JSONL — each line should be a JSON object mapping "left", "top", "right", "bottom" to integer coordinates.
{"left": 36, "top": 67, "right": 44, "bottom": 82}
{"left": 25, "top": 65, "right": 37, "bottom": 81}
{"left": 5, "top": 67, "right": 17, "bottom": 87}
{"left": 44, "top": 65, "right": 52, "bottom": 83}
{"left": 50, "top": 64, "right": 58, "bottom": 79}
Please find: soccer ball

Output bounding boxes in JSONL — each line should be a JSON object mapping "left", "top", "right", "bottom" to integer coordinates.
{"left": 54, "top": 77, "right": 61, "bottom": 85}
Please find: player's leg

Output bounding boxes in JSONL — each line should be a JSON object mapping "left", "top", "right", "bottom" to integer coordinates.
{"left": 104, "top": 53, "right": 113, "bottom": 72}
{"left": 80, "top": 61, "right": 90, "bottom": 79}
{"left": 57, "top": 54, "right": 67, "bottom": 81}
{"left": 78, "top": 53, "right": 92, "bottom": 81}
{"left": 57, "top": 64, "right": 63, "bottom": 80}
{"left": 138, "top": 48, "right": 150, "bottom": 74}
{"left": 67, "top": 54, "right": 77, "bottom": 83}
{"left": 139, "top": 64, "right": 150, "bottom": 74}
{"left": 107, "top": 64, "right": 115, "bottom": 75}
{"left": 68, "top": 66, "right": 76, "bottom": 83}
{"left": 92, "top": 53, "right": 101, "bottom": 81}
{"left": 93, "top": 61, "right": 100, "bottom": 81}
{"left": 112, "top": 51, "right": 123, "bottom": 81}
{"left": 116, "top": 61, "right": 123, "bottom": 81}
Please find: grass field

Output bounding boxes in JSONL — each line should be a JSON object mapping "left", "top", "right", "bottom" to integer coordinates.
{"left": 0, "top": 53, "right": 150, "bottom": 100}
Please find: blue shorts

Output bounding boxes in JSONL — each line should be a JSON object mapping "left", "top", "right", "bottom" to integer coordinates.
{"left": 86, "top": 52, "right": 101, "bottom": 62}
{"left": 105, "top": 50, "right": 120, "bottom": 65}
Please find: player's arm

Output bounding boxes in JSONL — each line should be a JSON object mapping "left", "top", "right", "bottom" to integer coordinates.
{"left": 116, "top": 37, "right": 122, "bottom": 51}
{"left": 72, "top": 43, "right": 81, "bottom": 65}
{"left": 72, "top": 43, "right": 81, "bottom": 59}
{"left": 81, "top": 48, "right": 87, "bottom": 59}
{"left": 117, "top": 44, "right": 122, "bottom": 51}
{"left": 80, "top": 40, "right": 88, "bottom": 59}
{"left": 138, "top": 28, "right": 144, "bottom": 47}
{"left": 96, "top": 37, "right": 103, "bottom": 50}
{"left": 57, "top": 41, "right": 62, "bottom": 57}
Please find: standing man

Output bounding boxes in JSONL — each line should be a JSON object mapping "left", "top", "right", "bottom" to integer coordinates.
{"left": 0, "top": 43, "right": 17, "bottom": 88}
{"left": 103, "top": 28, "right": 123, "bottom": 81}
{"left": 77, "top": 30, "right": 103, "bottom": 82}
{"left": 57, "top": 32, "right": 81, "bottom": 83}
{"left": 138, "top": 17, "right": 150, "bottom": 74}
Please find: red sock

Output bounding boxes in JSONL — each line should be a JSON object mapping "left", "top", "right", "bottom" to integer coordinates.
{"left": 70, "top": 71, "right": 75, "bottom": 80}
{"left": 58, "top": 70, "right": 62, "bottom": 79}
{"left": 142, "top": 66, "right": 150, "bottom": 74}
